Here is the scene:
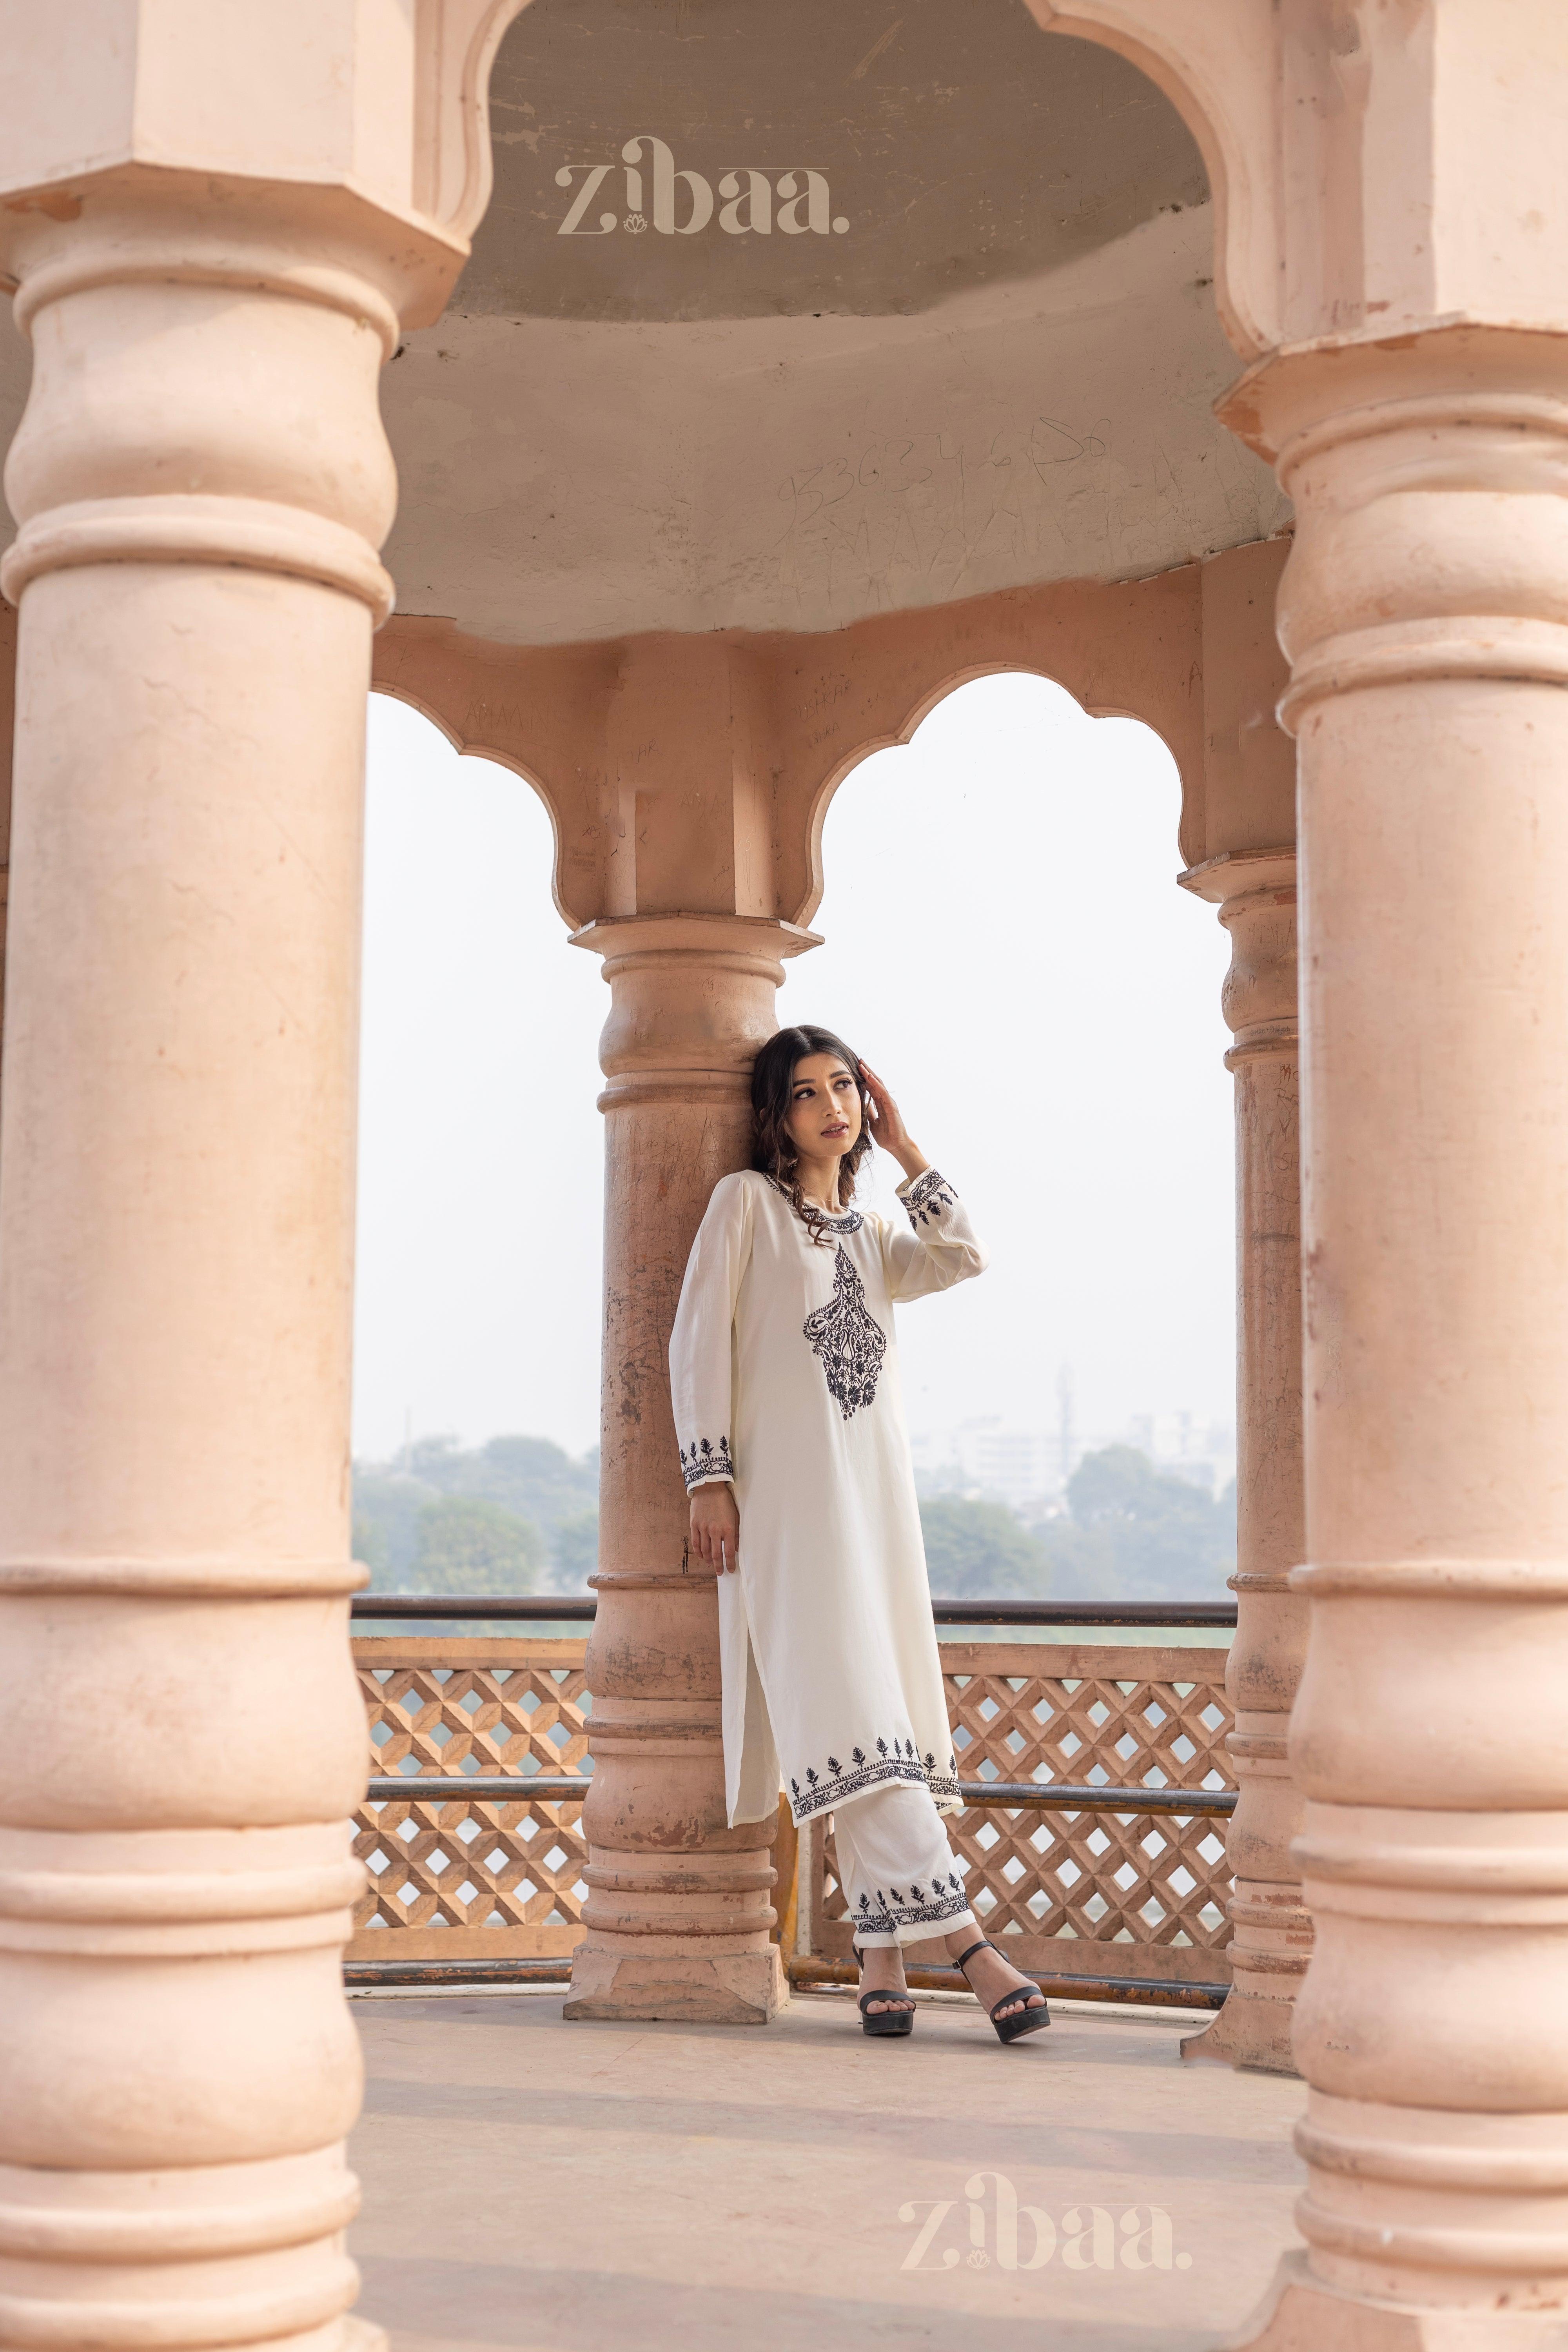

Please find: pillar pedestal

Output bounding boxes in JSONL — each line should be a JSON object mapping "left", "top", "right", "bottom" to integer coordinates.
{"left": 563, "top": 914, "right": 817, "bottom": 2023}
{"left": 1179, "top": 848, "right": 1310, "bottom": 2077}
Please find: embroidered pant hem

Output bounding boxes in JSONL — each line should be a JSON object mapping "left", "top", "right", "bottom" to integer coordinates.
{"left": 832, "top": 1780, "right": 978, "bottom": 1949}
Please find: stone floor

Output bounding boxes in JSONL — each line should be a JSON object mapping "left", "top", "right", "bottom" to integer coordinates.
{"left": 348, "top": 1984, "right": 1306, "bottom": 2352}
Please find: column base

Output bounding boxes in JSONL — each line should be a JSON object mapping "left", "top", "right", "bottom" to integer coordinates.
{"left": 1226, "top": 2254, "right": 1568, "bottom": 2350}
{"left": 563, "top": 1940, "right": 788, "bottom": 2024}
{"left": 1181, "top": 1984, "right": 1300, "bottom": 2076}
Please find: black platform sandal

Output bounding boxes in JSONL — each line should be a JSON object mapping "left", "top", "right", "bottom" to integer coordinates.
{"left": 953, "top": 1937, "right": 1051, "bottom": 2045}
{"left": 853, "top": 1944, "right": 915, "bottom": 2037}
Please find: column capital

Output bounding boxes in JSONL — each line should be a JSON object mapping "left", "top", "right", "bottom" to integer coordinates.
{"left": 1031, "top": 4, "right": 1568, "bottom": 363}
{"left": 0, "top": 4, "right": 524, "bottom": 317}
{"left": 1178, "top": 844, "right": 1296, "bottom": 909}
{"left": 569, "top": 913, "right": 822, "bottom": 974}
{"left": 1181, "top": 846, "right": 1298, "bottom": 1066}
{"left": 572, "top": 915, "right": 821, "bottom": 1117}
{"left": 0, "top": 6, "right": 525, "bottom": 625}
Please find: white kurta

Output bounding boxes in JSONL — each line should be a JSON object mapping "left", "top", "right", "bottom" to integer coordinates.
{"left": 668, "top": 1164, "right": 987, "bottom": 1832}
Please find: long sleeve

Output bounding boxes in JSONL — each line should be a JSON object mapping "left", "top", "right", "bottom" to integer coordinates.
{"left": 669, "top": 1172, "right": 755, "bottom": 1491}
{"left": 883, "top": 1166, "right": 988, "bottom": 1302}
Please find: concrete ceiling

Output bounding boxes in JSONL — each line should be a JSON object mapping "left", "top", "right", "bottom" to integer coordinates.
{"left": 462, "top": 0, "right": 1209, "bottom": 323}
{"left": 381, "top": 0, "right": 1289, "bottom": 646}
{"left": 0, "top": 0, "right": 1292, "bottom": 650}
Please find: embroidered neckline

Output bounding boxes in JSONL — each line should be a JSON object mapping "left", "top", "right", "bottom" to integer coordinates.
{"left": 762, "top": 1171, "right": 863, "bottom": 1234}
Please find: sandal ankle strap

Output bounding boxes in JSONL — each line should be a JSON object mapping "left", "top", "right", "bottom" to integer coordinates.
{"left": 952, "top": 1937, "right": 992, "bottom": 1974}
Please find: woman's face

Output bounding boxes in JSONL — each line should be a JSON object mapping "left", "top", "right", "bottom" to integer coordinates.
{"left": 784, "top": 1052, "right": 864, "bottom": 1166}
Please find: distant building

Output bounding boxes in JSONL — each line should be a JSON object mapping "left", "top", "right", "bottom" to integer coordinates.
{"left": 911, "top": 1416, "right": 1059, "bottom": 1517}
{"left": 912, "top": 1407, "right": 1237, "bottom": 1515}
{"left": 1124, "top": 1411, "right": 1236, "bottom": 1499}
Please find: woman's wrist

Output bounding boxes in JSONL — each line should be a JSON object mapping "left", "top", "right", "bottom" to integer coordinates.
{"left": 893, "top": 1148, "right": 930, "bottom": 1184}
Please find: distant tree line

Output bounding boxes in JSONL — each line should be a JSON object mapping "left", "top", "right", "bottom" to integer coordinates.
{"left": 920, "top": 1445, "right": 1236, "bottom": 1603}
{"left": 353, "top": 1433, "right": 598, "bottom": 1595}
{"left": 354, "top": 1433, "right": 1234, "bottom": 1606}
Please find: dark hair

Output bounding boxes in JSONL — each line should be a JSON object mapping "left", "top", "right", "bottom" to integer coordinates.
{"left": 751, "top": 1025, "right": 874, "bottom": 1244}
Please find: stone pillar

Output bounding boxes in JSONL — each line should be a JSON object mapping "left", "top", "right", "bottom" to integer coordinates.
{"left": 1179, "top": 849, "right": 1309, "bottom": 2074}
{"left": 0, "top": 600, "right": 14, "bottom": 1083}
{"left": 0, "top": 21, "right": 503, "bottom": 2338}
{"left": 1029, "top": 0, "right": 1568, "bottom": 2335}
{"left": 563, "top": 913, "right": 815, "bottom": 2023}
{"left": 1225, "top": 330, "right": 1568, "bottom": 2349}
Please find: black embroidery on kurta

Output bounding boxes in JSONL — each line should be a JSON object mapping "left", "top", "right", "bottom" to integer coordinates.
{"left": 802, "top": 1245, "right": 887, "bottom": 1419}
{"left": 763, "top": 1172, "right": 863, "bottom": 1234}
{"left": 902, "top": 1167, "right": 957, "bottom": 1229}
{"left": 679, "top": 1434, "right": 735, "bottom": 1492}
{"left": 787, "top": 1741, "right": 962, "bottom": 1824}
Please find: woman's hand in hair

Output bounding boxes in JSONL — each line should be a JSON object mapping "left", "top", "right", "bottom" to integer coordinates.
{"left": 858, "top": 1061, "right": 928, "bottom": 1183}
{"left": 689, "top": 1481, "right": 740, "bottom": 1573}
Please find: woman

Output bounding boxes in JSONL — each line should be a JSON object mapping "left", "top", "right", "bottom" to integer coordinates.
{"left": 668, "top": 1024, "right": 1050, "bottom": 2044}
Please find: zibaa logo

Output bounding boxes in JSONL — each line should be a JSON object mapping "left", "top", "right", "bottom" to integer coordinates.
{"left": 898, "top": 2178, "right": 1194, "bottom": 2275}
{"left": 556, "top": 136, "right": 849, "bottom": 237}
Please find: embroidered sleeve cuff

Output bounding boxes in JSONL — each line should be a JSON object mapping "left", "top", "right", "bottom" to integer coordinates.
{"left": 897, "top": 1166, "right": 957, "bottom": 1227}
{"left": 680, "top": 1436, "right": 735, "bottom": 1492}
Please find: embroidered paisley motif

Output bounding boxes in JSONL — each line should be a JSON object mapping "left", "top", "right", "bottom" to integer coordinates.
{"left": 803, "top": 1245, "right": 887, "bottom": 1419}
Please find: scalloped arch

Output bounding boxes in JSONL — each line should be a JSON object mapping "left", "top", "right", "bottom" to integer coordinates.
{"left": 796, "top": 657, "right": 1188, "bottom": 934}
{"left": 369, "top": 679, "right": 578, "bottom": 932}
{"left": 1023, "top": 0, "right": 1281, "bottom": 361}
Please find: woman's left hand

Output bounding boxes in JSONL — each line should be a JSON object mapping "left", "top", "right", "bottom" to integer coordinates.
{"left": 858, "top": 1060, "right": 926, "bottom": 1178}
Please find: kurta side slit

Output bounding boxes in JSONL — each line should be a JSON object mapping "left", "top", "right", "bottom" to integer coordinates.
{"left": 670, "top": 1163, "right": 988, "bottom": 1947}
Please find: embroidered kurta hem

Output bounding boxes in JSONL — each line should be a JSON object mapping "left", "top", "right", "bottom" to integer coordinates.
{"left": 669, "top": 1163, "right": 986, "bottom": 1831}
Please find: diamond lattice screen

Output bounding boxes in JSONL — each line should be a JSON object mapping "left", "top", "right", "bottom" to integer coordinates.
{"left": 351, "top": 1639, "right": 591, "bottom": 1957}
{"left": 816, "top": 1643, "right": 1235, "bottom": 1984}
{"left": 349, "top": 1635, "right": 1235, "bottom": 1979}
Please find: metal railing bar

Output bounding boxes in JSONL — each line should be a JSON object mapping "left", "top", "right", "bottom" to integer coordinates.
{"left": 350, "top": 1593, "right": 1238, "bottom": 1628}
{"left": 352, "top": 1595, "right": 597, "bottom": 1620}
{"left": 363, "top": 1773, "right": 1234, "bottom": 1814}
{"left": 342, "top": 1955, "right": 1230, "bottom": 2011}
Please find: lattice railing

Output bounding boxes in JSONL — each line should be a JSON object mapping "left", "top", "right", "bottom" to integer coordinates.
{"left": 350, "top": 1635, "right": 1235, "bottom": 1985}
{"left": 809, "top": 1643, "right": 1235, "bottom": 1988}
{"left": 351, "top": 1639, "right": 591, "bottom": 1959}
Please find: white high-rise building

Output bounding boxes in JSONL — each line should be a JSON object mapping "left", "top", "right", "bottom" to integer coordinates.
{"left": 911, "top": 1417, "right": 1058, "bottom": 1515}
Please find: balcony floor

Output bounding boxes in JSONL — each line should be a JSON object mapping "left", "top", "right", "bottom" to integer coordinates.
{"left": 348, "top": 1984, "right": 1305, "bottom": 2352}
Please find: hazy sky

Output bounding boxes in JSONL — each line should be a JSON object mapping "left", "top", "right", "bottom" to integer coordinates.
{"left": 353, "top": 675, "right": 1235, "bottom": 1465}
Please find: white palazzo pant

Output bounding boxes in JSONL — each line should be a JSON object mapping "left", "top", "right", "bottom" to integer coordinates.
{"left": 832, "top": 1780, "right": 979, "bottom": 1950}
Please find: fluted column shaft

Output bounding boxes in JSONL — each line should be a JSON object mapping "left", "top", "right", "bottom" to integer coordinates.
{"left": 564, "top": 913, "right": 815, "bottom": 2023}
{"left": 1233, "top": 329, "right": 1568, "bottom": 2341}
{"left": 0, "top": 180, "right": 434, "bottom": 2352}
{"left": 1180, "top": 849, "right": 1309, "bottom": 2076}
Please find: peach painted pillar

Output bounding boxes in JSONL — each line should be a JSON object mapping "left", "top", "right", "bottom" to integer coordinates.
{"left": 1179, "top": 849, "right": 1307, "bottom": 2073}
{"left": 1180, "top": 542, "right": 1310, "bottom": 2078}
{"left": 0, "top": 14, "right": 508, "bottom": 2345}
{"left": 1029, "top": 3, "right": 1568, "bottom": 2337}
{"left": 564, "top": 914, "right": 817, "bottom": 2022}
{"left": 1222, "top": 326, "right": 1568, "bottom": 2345}
{"left": 0, "top": 601, "right": 13, "bottom": 1080}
